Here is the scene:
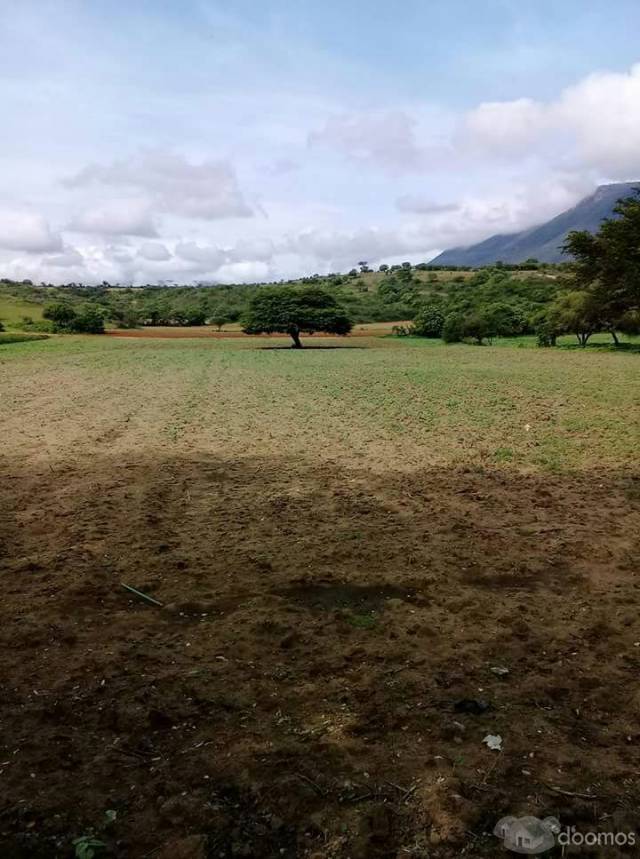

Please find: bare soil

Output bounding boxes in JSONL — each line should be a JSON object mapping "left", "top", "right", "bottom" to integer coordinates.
{"left": 1, "top": 339, "right": 640, "bottom": 857}
{"left": 105, "top": 322, "right": 408, "bottom": 339}
{"left": 2, "top": 454, "right": 640, "bottom": 857}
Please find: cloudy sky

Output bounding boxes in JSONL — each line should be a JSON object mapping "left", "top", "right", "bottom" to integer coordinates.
{"left": 3, "top": 0, "right": 640, "bottom": 285}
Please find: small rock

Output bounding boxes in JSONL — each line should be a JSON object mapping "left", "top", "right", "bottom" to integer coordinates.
{"left": 483, "top": 734, "right": 503, "bottom": 751}
{"left": 454, "top": 698, "right": 490, "bottom": 715}
{"left": 148, "top": 708, "right": 174, "bottom": 730}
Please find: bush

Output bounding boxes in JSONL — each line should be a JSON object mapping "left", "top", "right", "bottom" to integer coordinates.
{"left": 43, "top": 302, "right": 104, "bottom": 334}
{"left": 413, "top": 304, "right": 445, "bottom": 338}
{"left": 210, "top": 312, "right": 230, "bottom": 331}
{"left": 533, "top": 310, "right": 560, "bottom": 347}
{"left": 43, "top": 302, "right": 77, "bottom": 329}
{"left": 442, "top": 314, "right": 466, "bottom": 343}
{"left": 72, "top": 307, "right": 105, "bottom": 334}
{"left": 461, "top": 313, "right": 493, "bottom": 344}
{"left": 483, "top": 302, "right": 525, "bottom": 337}
{"left": 391, "top": 324, "right": 415, "bottom": 337}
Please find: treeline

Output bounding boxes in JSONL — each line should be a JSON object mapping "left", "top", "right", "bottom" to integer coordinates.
{"left": 0, "top": 268, "right": 572, "bottom": 339}
{"left": 2, "top": 189, "right": 639, "bottom": 348}
{"left": 395, "top": 268, "right": 562, "bottom": 343}
{"left": 0, "top": 261, "right": 569, "bottom": 336}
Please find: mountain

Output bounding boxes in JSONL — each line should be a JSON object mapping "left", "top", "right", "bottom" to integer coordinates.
{"left": 430, "top": 182, "right": 639, "bottom": 266}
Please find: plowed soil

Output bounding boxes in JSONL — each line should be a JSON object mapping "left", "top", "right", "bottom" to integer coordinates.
{"left": 1, "top": 336, "right": 639, "bottom": 858}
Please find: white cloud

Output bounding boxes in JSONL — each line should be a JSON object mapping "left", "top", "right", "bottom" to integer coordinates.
{"left": 174, "top": 241, "right": 226, "bottom": 267}
{"left": 68, "top": 199, "right": 158, "bottom": 237}
{"left": 64, "top": 151, "right": 253, "bottom": 220}
{"left": 396, "top": 196, "right": 460, "bottom": 215}
{"left": 461, "top": 98, "right": 548, "bottom": 156}
{"left": 137, "top": 241, "right": 171, "bottom": 262}
{"left": 215, "top": 261, "right": 272, "bottom": 283}
{"left": 281, "top": 226, "right": 432, "bottom": 269}
{"left": 461, "top": 63, "right": 640, "bottom": 177}
{"left": 308, "top": 110, "right": 426, "bottom": 171}
{"left": 227, "top": 238, "right": 275, "bottom": 262}
{"left": 45, "top": 246, "right": 85, "bottom": 267}
{"left": 0, "top": 210, "right": 62, "bottom": 253}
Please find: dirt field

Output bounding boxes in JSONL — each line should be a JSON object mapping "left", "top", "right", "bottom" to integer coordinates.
{"left": 105, "top": 321, "right": 409, "bottom": 339}
{"left": 1, "top": 335, "right": 640, "bottom": 857}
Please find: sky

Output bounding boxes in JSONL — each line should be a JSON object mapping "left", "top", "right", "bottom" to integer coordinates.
{"left": 2, "top": 0, "right": 640, "bottom": 285}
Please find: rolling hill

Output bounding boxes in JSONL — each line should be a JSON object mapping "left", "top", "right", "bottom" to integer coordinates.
{"left": 430, "top": 182, "right": 639, "bottom": 266}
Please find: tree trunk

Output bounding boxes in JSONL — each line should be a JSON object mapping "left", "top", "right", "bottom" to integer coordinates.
{"left": 611, "top": 329, "right": 620, "bottom": 345}
{"left": 290, "top": 327, "right": 303, "bottom": 349}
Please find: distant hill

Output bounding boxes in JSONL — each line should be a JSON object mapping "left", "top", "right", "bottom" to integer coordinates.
{"left": 430, "top": 182, "right": 639, "bottom": 266}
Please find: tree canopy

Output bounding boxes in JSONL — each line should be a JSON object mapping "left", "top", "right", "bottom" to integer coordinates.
{"left": 242, "top": 286, "right": 352, "bottom": 348}
{"left": 562, "top": 188, "right": 640, "bottom": 343}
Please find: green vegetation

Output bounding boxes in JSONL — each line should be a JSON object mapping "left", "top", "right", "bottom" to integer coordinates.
{"left": 0, "top": 331, "right": 50, "bottom": 345}
{"left": 0, "top": 263, "right": 564, "bottom": 335}
{"left": 43, "top": 302, "right": 105, "bottom": 334}
{"left": 1, "top": 189, "right": 639, "bottom": 350}
{"left": 243, "top": 286, "right": 352, "bottom": 347}
{"left": 556, "top": 188, "right": 640, "bottom": 346}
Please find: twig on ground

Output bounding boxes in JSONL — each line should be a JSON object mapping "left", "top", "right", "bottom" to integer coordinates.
{"left": 295, "top": 772, "right": 326, "bottom": 796}
{"left": 541, "top": 782, "right": 600, "bottom": 800}
{"left": 121, "top": 583, "right": 164, "bottom": 607}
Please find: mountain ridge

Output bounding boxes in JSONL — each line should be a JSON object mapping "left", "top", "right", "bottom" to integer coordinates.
{"left": 430, "top": 182, "right": 639, "bottom": 266}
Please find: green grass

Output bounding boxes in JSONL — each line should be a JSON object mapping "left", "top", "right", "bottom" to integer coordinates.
{"left": 0, "top": 295, "right": 44, "bottom": 326}
{"left": 0, "top": 331, "right": 50, "bottom": 345}
{"left": 1, "top": 333, "right": 638, "bottom": 475}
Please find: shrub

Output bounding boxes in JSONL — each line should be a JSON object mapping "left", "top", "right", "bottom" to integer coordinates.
{"left": 72, "top": 307, "right": 105, "bottom": 334}
{"left": 413, "top": 304, "right": 445, "bottom": 338}
{"left": 483, "top": 302, "right": 526, "bottom": 337}
{"left": 391, "top": 324, "right": 415, "bottom": 337}
{"left": 43, "top": 302, "right": 77, "bottom": 329}
{"left": 442, "top": 314, "right": 466, "bottom": 343}
{"left": 461, "top": 313, "right": 493, "bottom": 344}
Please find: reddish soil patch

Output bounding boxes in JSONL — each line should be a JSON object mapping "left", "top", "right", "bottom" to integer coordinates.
{"left": 1, "top": 453, "right": 639, "bottom": 856}
{"left": 105, "top": 324, "right": 406, "bottom": 340}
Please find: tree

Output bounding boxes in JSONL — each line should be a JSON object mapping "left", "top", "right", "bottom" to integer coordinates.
{"left": 545, "top": 291, "right": 600, "bottom": 347}
{"left": 73, "top": 307, "right": 105, "bottom": 334}
{"left": 564, "top": 189, "right": 640, "bottom": 307}
{"left": 532, "top": 309, "right": 560, "bottom": 347}
{"left": 563, "top": 188, "right": 640, "bottom": 342}
{"left": 243, "top": 286, "right": 352, "bottom": 348}
{"left": 461, "top": 312, "right": 494, "bottom": 345}
{"left": 442, "top": 313, "right": 466, "bottom": 343}
{"left": 210, "top": 312, "right": 230, "bottom": 331}
{"left": 184, "top": 309, "right": 207, "bottom": 326}
{"left": 378, "top": 264, "right": 389, "bottom": 273}
{"left": 413, "top": 303, "right": 445, "bottom": 338}
{"left": 483, "top": 302, "right": 525, "bottom": 337}
{"left": 43, "top": 302, "right": 77, "bottom": 329}
{"left": 442, "top": 311, "right": 494, "bottom": 344}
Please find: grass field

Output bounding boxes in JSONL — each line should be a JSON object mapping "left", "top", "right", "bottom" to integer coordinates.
{"left": 0, "top": 294, "right": 44, "bottom": 326}
{"left": 1, "top": 334, "right": 639, "bottom": 857}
